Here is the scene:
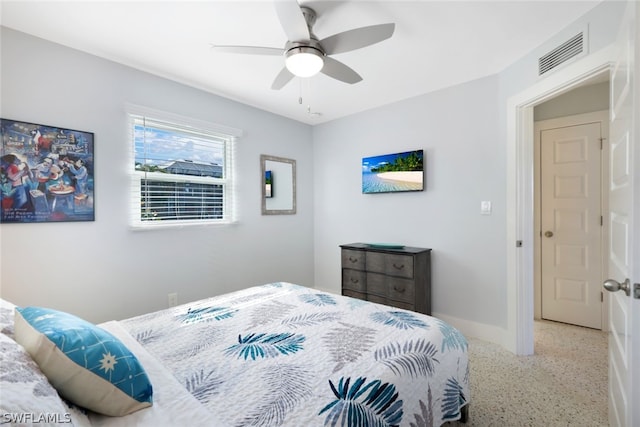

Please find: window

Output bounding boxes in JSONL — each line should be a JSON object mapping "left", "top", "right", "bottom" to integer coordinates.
{"left": 129, "top": 108, "right": 240, "bottom": 227}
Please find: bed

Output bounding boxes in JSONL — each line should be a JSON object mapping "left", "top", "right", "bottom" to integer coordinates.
{"left": 1, "top": 282, "right": 470, "bottom": 426}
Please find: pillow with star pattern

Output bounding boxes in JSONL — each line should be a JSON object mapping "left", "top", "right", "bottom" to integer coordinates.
{"left": 14, "top": 306, "right": 153, "bottom": 417}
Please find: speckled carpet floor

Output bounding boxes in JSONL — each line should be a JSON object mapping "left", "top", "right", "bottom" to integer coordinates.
{"left": 449, "top": 320, "right": 608, "bottom": 427}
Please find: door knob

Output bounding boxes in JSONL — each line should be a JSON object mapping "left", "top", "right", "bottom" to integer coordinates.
{"left": 603, "top": 278, "right": 630, "bottom": 296}
{"left": 544, "top": 231, "right": 554, "bottom": 238}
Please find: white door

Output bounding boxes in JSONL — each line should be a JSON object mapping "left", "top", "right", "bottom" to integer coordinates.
{"left": 606, "top": 1, "right": 639, "bottom": 426}
{"left": 540, "top": 123, "right": 603, "bottom": 329}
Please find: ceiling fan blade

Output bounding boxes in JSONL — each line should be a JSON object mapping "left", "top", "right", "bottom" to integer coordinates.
{"left": 321, "top": 56, "right": 362, "bottom": 84}
{"left": 320, "top": 23, "right": 395, "bottom": 55}
{"left": 211, "top": 45, "right": 283, "bottom": 56}
{"left": 271, "top": 67, "right": 295, "bottom": 90}
{"left": 274, "top": 0, "right": 310, "bottom": 42}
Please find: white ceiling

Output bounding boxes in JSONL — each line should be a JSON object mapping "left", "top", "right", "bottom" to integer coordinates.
{"left": 1, "top": 0, "right": 601, "bottom": 125}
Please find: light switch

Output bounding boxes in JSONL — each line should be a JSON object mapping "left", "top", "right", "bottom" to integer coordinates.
{"left": 480, "top": 201, "right": 492, "bottom": 215}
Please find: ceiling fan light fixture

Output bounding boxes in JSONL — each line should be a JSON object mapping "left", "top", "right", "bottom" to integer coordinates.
{"left": 285, "top": 46, "right": 324, "bottom": 77}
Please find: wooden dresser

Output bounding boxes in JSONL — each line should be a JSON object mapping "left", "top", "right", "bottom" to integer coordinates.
{"left": 340, "top": 243, "right": 432, "bottom": 315}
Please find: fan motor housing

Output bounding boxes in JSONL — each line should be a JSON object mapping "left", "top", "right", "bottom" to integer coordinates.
{"left": 284, "top": 40, "right": 325, "bottom": 57}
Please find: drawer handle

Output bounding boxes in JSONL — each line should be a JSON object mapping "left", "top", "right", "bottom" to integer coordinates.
{"left": 393, "top": 285, "right": 405, "bottom": 293}
{"left": 350, "top": 278, "right": 359, "bottom": 284}
{"left": 349, "top": 257, "right": 359, "bottom": 264}
{"left": 392, "top": 263, "right": 405, "bottom": 270}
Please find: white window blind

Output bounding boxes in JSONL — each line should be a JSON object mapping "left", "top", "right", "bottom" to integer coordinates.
{"left": 129, "top": 111, "right": 238, "bottom": 228}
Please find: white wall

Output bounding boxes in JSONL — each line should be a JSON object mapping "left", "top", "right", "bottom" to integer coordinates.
{"left": 313, "top": 75, "right": 506, "bottom": 329}
{"left": 0, "top": 28, "right": 315, "bottom": 323}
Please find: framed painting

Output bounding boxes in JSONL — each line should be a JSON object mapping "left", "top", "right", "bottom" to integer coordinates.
{"left": 0, "top": 118, "right": 95, "bottom": 223}
{"left": 362, "top": 149, "right": 424, "bottom": 194}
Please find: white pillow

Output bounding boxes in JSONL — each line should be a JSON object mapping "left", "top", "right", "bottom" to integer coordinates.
{"left": 0, "top": 333, "right": 72, "bottom": 424}
{"left": 14, "top": 306, "right": 153, "bottom": 417}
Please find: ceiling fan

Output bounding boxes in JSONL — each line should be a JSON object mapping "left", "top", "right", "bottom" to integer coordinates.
{"left": 212, "top": 1, "right": 395, "bottom": 90}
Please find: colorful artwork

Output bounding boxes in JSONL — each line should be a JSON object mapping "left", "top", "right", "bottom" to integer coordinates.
{"left": 0, "top": 119, "right": 94, "bottom": 223}
{"left": 362, "top": 149, "right": 424, "bottom": 194}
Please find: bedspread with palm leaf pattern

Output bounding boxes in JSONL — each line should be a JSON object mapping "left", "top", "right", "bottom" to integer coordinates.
{"left": 119, "top": 282, "right": 469, "bottom": 427}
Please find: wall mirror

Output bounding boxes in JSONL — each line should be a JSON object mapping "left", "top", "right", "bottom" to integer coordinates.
{"left": 261, "top": 154, "right": 296, "bottom": 215}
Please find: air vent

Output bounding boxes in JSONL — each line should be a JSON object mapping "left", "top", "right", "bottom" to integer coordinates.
{"left": 538, "top": 31, "right": 585, "bottom": 76}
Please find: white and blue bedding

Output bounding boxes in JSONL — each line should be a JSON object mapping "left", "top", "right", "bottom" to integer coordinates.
{"left": 115, "top": 282, "right": 470, "bottom": 426}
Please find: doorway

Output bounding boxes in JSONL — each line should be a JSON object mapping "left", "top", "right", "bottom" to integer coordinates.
{"left": 507, "top": 46, "right": 615, "bottom": 357}
{"left": 533, "top": 108, "right": 609, "bottom": 330}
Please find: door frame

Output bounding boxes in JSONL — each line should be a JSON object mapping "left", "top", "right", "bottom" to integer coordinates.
{"left": 506, "top": 45, "right": 616, "bottom": 355}
{"left": 533, "top": 110, "right": 610, "bottom": 331}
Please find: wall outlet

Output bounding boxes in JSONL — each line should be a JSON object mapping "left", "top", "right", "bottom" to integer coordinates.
{"left": 168, "top": 292, "right": 178, "bottom": 307}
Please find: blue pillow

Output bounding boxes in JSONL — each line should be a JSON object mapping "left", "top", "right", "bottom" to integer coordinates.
{"left": 14, "top": 306, "right": 153, "bottom": 416}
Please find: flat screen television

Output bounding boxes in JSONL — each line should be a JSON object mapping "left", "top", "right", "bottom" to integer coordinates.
{"left": 362, "top": 149, "right": 424, "bottom": 194}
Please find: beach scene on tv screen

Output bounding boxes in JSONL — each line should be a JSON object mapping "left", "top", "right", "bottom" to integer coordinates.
{"left": 362, "top": 150, "right": 424, "bottom": 193}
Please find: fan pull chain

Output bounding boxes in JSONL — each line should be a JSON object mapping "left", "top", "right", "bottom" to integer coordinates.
{"left": 298, "top": 78, "right": 303, "bottom": 104}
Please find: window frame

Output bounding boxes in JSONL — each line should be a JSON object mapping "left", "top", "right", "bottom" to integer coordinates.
{"left": 127, "top": 105, "right": 242, "bottom": 229}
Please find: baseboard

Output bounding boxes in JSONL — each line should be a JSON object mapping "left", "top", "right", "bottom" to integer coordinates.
{"left": 431, "top": 311, "right": 509, "bottom": 350}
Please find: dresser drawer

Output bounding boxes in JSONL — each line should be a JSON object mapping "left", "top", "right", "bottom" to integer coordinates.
{"left": 385, "top": 299, "right": 414, "bottom": 311}
{"left": 342, "top": 269, "right": 366, "bottom": 292}
{"left": 367, "top": 273, "right": 415, "bottom": 304}
{"left": 366, "top": 294, "right": 414, "bottom": 311}
{"left": 366, "top": 252, "right": 414, "bottom": 279}
{"left": 388, "top": 277, "right": 416, "bottom": 303}
{"left": 342, "top": 249, "right": 365, "bottom": 271}
{"left": 365, "top": 272, "right": 387, "bottom": 298}
{"left": 343, "top": 289, "right": 367, "bottom": 301}
{"left": 365, "top": 293, "right": 388, "bottom": 306}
